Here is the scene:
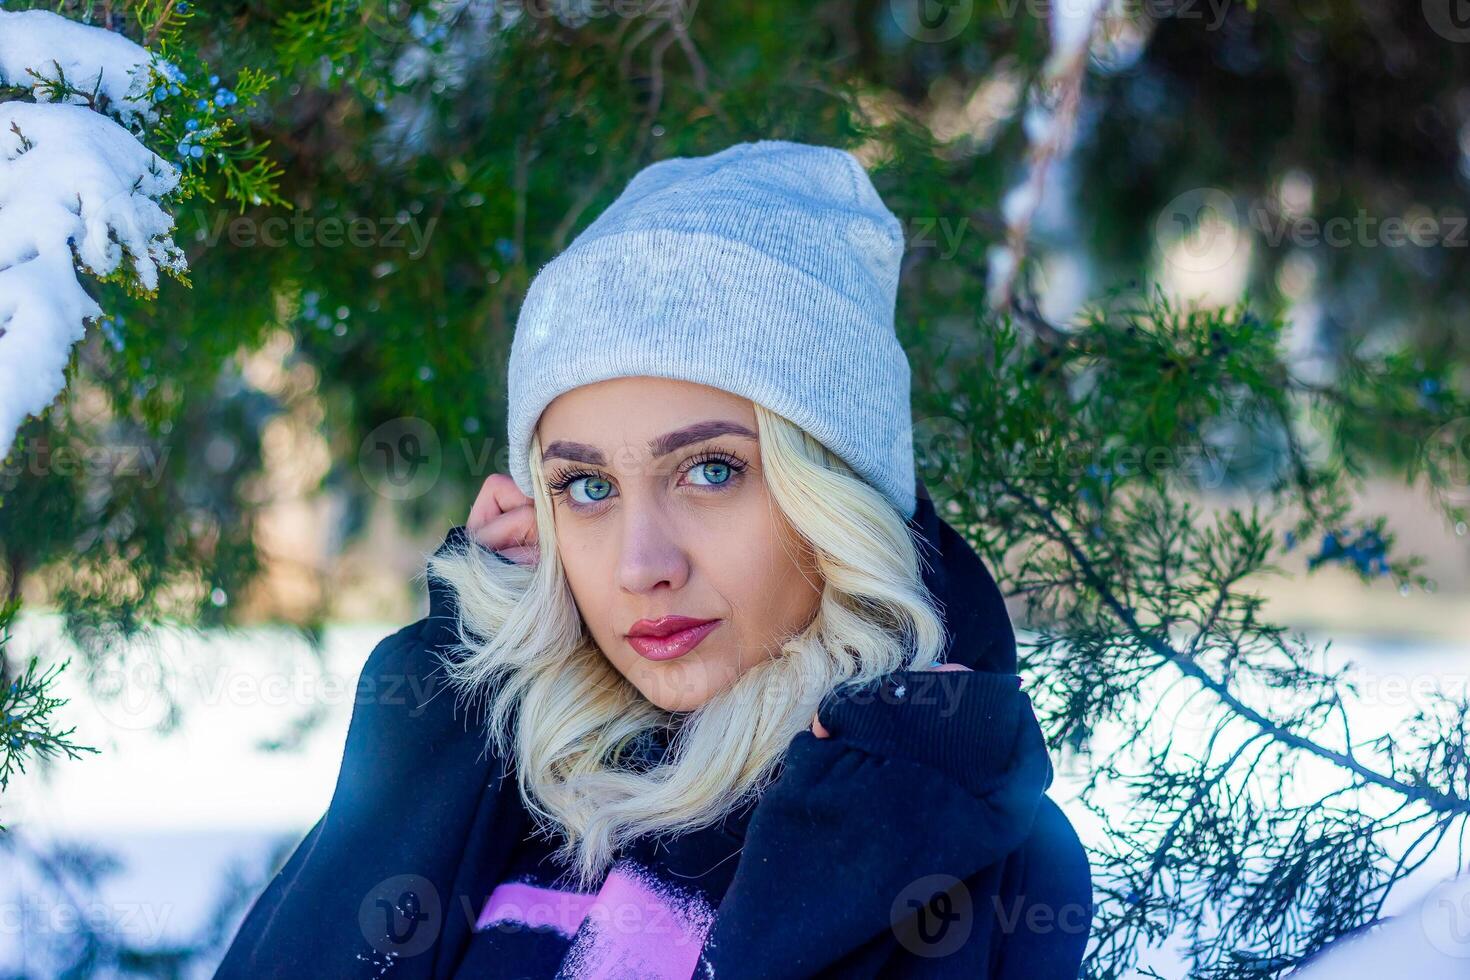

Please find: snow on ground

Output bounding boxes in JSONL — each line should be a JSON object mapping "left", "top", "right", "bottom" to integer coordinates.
{"left": 1, "top": 613, "right": 397, "bottom": 976}
{"left": 1290, "top": 871, "right": 1470, "bottom": 978}
{"left": 1051, "top": 628, "right": 1470, "bottom": 977}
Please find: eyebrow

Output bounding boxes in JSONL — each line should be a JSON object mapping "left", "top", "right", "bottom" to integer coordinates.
{"left": 541, "top": 419, "right": 757, "bottom": 467}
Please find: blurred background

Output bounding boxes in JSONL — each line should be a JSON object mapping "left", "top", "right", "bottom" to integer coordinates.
{"left": 2, "top": 0, "right": 1469, "bottom": 976}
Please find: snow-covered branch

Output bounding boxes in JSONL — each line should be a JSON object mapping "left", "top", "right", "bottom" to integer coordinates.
{"left": 0, "top": 9, "right": 187, "bottom": 459}
{"left": 0, "top": 8, "right": 159, "bottom": 127}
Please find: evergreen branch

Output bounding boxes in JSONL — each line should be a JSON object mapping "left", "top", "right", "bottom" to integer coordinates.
{"left": 1001, "top": 474, "right": 1470, "bottom": 816}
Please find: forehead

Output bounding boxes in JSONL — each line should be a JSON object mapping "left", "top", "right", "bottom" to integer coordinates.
{"left": 537, "top": 376, "right": 757, "bottom": 448}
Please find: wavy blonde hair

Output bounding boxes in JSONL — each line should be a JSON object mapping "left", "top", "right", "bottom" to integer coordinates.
{"left": 426, "top": 402, "right": 946, "bottom": 889}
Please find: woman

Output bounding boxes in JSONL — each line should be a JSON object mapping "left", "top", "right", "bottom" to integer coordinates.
{"left": 215, "top": 140, "right": 1092, "bottom": 979}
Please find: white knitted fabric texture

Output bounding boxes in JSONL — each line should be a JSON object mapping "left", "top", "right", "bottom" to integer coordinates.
{"left": 506, "top": 139, "right": 916, "bottom": 518}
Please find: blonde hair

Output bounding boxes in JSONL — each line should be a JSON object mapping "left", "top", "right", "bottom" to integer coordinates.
{"left": 426, "top": 402, "right": 945, "bottom": 889}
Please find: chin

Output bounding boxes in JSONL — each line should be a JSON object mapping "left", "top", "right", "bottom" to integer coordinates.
{"left": 629, "top": 673, "right": 714, "bottom": 713}
{"left": 611, "top": 643, "right": 748, "bottom": 713}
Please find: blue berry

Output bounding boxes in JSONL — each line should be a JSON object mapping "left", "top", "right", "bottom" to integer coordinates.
{"left": 185, "top": 119, "right": 199, "bottom": 131}
{"left": 154, "top": 86, "right": 168, "bottom": 101}
{"left": 190, "top": 145, "right": 204, "bottom": 159}
{"left": 196, "top": 98, "right": 209, "bottom": 111}
{"left": 209, "top": 74, "right": 220, "bottom": 86}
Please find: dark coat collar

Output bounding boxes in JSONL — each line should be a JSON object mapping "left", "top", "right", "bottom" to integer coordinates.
{"left": 904, "top": 480, "right": 1018, "bottom": 672}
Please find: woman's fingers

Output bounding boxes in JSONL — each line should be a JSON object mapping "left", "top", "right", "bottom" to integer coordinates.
{"left": 467, "top": 473, "right": 531, "bottom": 532}
{"left": 485, "top": 506, "right": 538, "bottom": 552}
{"left": 466, "top": 474, "right": 539, "bottom": 564}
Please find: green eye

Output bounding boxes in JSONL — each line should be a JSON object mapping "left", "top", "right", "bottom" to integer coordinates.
{"left": 687, "top": 461, "right": 731, "bottom": 486}
{"left": 570, "top": 476, "right": 614, "bottom": 504}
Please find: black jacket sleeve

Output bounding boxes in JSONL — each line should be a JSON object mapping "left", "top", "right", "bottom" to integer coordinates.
{"left": 699, "top": 668, "right": 1082, "bottom": 979}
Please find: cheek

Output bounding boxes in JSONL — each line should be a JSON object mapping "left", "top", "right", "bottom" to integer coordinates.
{"left": 707, "top": 510, "right": 820, "bottom": 634}
{"left": 766, "top": 539, "right": 822, "bottom": 627}
{"left": 557, "top": 538, "right": 613, "bottom": 638}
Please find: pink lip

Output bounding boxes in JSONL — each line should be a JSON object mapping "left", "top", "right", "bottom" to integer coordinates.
{"left": 625, "top": 619, "right": 722, "bottom": 661}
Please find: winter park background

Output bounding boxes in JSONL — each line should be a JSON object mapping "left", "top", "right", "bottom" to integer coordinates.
{"left": 2, "top": 2, "right": 1470, "bottom": 978}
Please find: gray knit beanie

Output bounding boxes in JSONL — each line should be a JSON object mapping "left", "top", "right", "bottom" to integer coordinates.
{"left": 505, "top": 139, "right": 916, "bottom": 518}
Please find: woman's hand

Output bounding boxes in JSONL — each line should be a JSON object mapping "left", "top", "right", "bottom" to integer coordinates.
{"left": 466, "top": 473, "right": 540, "bottom": 567}
{"left": 810, "top": 662, "right": 971, "bottom": 739}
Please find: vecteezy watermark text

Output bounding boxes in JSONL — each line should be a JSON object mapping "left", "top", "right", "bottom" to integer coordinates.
{"left": 191, "top": 209, "right": 438, "bottom": 257}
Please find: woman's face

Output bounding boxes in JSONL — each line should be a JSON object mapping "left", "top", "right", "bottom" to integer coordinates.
{"left": 536, "top": 376, "right": 823, "bottom": 713}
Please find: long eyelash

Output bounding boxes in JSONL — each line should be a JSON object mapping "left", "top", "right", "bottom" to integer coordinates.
{"left": 681, "top": 450, "right": 749, "bottom": 479}
{"left": 547, "top": 466, "right": 602, "bottom": 495}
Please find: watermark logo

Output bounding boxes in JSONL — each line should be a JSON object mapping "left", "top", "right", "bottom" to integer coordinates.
{"left": 1155, "top": 187, "right": 1242, "bottom": 275}
{"left": 359, "top": 417, "right": 442, "bottom": 501}
{"left": 356, "top": 0, "right": 446, "bottom": 45}
{"left": 1423, "top": 417, "right": 1470, "bottom": 507}
{"left": 359, "top": 874, "right": 442, "bottom": 958}
{"left": 192, "top": 208, "right": 437, "bottom": 257}
{"left": 913, "top": 414, "right": 975, "bottom": 507}
{"left": 1424, "top": 0, "right": 1470, "bottom": 42}
{"left": 88, "top": 654, "right": 174, "bottom": 732}
{"left": 890, "top": 0, "right": 974, "bottom": 43}
{"left": 844, "top": 215, "right": 901, "bottom": 276}
{"left": 891, "top": 873, "right": 974, "bottom": 957}
{"left": 1157, "top": 187, "right": 1468, "bottom": 265}
{"left": 1420, "top": 876, "right": 1470, "bottom": 959}
{"left": 502, "top": 0, "right": 695, "bottom": 26}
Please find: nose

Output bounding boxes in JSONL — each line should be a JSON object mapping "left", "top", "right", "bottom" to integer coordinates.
{"left": 615, "top": 494, "right": 691, "bottom": 596}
